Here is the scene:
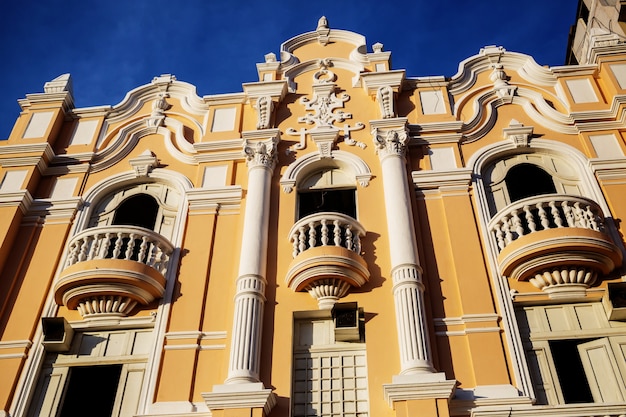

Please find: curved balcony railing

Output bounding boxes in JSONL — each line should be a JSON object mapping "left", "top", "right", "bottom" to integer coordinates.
{"left": 289, "top": 212, "right": 366, "bottom": 258}
{"left": 488, "top": 194, "right": 606, "bottom": 252}
{"left": 63, "top": 225, "right": 174, "bottom": 275}
{"left": 286, "top": 212, "right": 369, "bottom": 309}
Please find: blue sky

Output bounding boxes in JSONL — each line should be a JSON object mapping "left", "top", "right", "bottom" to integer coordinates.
{"left": 0, "top": 1, "right": 578, "bottom": 139}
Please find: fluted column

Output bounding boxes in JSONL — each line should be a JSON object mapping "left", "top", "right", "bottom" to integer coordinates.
{"left": 373, "top": 123, "right": 435, "bottom": 375}
{"left": 225, "top": 137, "right": 277, "bottom": 384}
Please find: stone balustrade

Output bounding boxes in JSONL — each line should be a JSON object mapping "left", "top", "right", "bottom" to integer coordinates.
{"left": 289, "top": 212, "right": 365, "bottom": 258}
{"left": 488, "top": 195, "right": 605, "bottom": 252}
{"left": 64, "top": 225, "right": 174, "bottom": 275}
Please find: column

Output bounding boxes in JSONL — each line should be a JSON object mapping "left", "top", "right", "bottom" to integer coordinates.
{"left": 373, "top": 122, "right": 435, "bottom": 376}
{"left": 225, "top": 137, "right": 278, "bottom": 384}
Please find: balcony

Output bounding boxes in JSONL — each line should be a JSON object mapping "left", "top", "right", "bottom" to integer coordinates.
{"left": 285, "top": 212, "right": 369, "bottom": 309}
{"left": 488, "top": 195, "right": 622, "bottom": 298}
{"left": 54, "top": 225, "right": 174, "bottom": 317}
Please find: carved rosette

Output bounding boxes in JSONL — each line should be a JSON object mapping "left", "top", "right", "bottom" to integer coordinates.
{"left": 373, "top": 128, "right": 408, "bottom": 159}
{"left": 243, "top": 139, "right": 278, "bottom": 170}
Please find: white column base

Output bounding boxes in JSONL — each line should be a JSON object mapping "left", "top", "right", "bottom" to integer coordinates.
{"left": 202, "top": 383, "right": 276, "bottom": 415}
{"left": 383, "top": 373, "right": 456, "bottom": 407}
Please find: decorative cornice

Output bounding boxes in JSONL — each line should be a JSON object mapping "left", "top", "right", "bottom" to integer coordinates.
{"left": 25, "top": 197, "right": 82, "bottom": 224}
{"left": 0, "top": 190, "right": 34, "bottom": 214}
{"left": 186, "top": 186, "right": 243, "bottom": 214}
{"left": 359, "top": 70, "right": 405, "bottom": 95}
{"left": 590, "top": 158, "right": 626, "bottom": 181}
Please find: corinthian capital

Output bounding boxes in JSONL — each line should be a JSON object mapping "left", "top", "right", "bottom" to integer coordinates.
{"left": 243, "top": 138, "right": 278, "bottom": 170}
{"left": 373, "top": 127, "right": 408, "bottom": 158}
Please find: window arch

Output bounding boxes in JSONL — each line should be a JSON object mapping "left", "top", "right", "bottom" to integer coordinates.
{"left": 297, "top": 167, "right": 356, "bottom": 219}
{"left": 504, "top": 163, "right": 557, "bottom": 203}
{"left": 88, "top": 182, "right": 181, "bottom": 240}
{"left": 112, "top": 194, "right": 159, "bottom": 230}
{"left": 483, "top": 152, "right": 583, "bottom": 216}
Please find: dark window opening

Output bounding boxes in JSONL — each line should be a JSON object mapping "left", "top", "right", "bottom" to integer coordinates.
{"left": 112, "top": 194, "right": 159, "bottom": 230}
{"left": 59, "top": 365, "right": 122, "bottom": 417}
{"left": 549, "top": 339, "right": 594, "bottom": 404}
{"left": 578, "top": 0, "right": 590, "bottom": 24}
{"left": 505, "top": 164, "right": 556, "bottom": 203}
{"left": 298, "top": 189, "right": 356, "bottom": 219}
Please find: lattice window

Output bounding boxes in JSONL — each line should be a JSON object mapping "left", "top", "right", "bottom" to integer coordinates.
{"left": 292, "top": 317, "right": 369, "bottom": 417}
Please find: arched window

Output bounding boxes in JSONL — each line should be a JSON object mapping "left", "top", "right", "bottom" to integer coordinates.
{"left": 483, "top": 152, "right": 583, "bottom": 215}
{"left": 297, "top": 168, "right": 356, "bottom": 219}
{"left": 504, "top": 163, "right": 556, "bottom": 203}
{"left": 112, "top": 194, "right": 159, "bottom": 230}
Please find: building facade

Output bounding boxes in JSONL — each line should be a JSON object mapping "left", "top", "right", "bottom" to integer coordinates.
{"left": 1, "top": 17, "right": 626, "bottom": 417}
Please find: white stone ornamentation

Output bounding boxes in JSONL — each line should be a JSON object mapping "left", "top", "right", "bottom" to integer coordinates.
{"left": 129, "top": 150, "right": 159, "bottom": 177}
{"left": 377, "top": 85, "right": 395, "bottom": 119}
{"left": 255, "top": 96, "right": 274, "bottom": 129}
{"left": 490, "top": 64, "right": 517, "bottom": 98}
{"left": 243, "top": 139, "right": 277, "bottom": 170}
{"left": 147, "top": 93, "right": 170, "bottom": 128}
{"left": 286, "top": 59, "right": 365, "bottom": 154}
{"left": 502, "top": 119, "right": 533, "bottom": 148}
{"left": 373, "top": 127, "right": 408, "bottom": 158}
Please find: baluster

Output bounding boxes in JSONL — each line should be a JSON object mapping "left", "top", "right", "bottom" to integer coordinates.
{"left": 77, "top": 237, "right": 89, "bottom": 262}
{"left": 66, "top": 241, "right": 80, "bottom": 266}
{"left": 354, "top": 234, "right": 361, "bottom": 254}
{"left": 494, "top": 224, "right": 506, "bottom": 250}
{"left": 153, "top": 248, "right": 164, "bottom": 272}
{"left": 298, "top": 226, "right": 307, "bottom": 253}
{"left": 87, "top": 234, "right": 100, "bottom": 260}
{"left": 321, "top": 219, "right": 329, "bottom": 245}
{"left": 549, "top": 201, "right": 563, "bottom": 227}
{"left": 345, "top": 225, "right": 353, "bottom": 251}
{"left": 333, "top": 220, "right": 341, "bottom": 246}
{"left": 511, "top": 209, "right": 524, "bottom": 237}
{"left": 112, "top": 232, "right": 124, "bottom": 259}
{"left": 308, "top": 222, "right": 317, "bottom": 248}
{"left": 502, "top": 216, "right": 513, "bottom": 244}
{"left": 146, "top": 243, "right": 157, "bottom": 267}
{"left": 585, "top": 204, "right": 600, "bottom": 230}
{"left": 562, "top": 201, "right": 575, "bottom": 227}
{"left": 125, "top": 233, "right": 137, "bottom": 260}
{"left": 159, "top": 253, "right": 170, "bottom": 275}
{"left": 137, "top": 236, "right": 149, "bottom": 263}
{"left": 292, "top": 233, "right": 300, "bottom": 258}
{"left": 573, "top": 202, "right": 585, "bottom": 228}
{"left": 523, "top": 205, "right": 536, "bottom": 233}
{"left": 537, "top": 203, "right": 549, "bottom": 230}
{"left": 101, "top": 233, "right": 112, "bottom": 259}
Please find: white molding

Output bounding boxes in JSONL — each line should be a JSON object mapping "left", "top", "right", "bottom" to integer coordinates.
{"left": 470, "top": 403, "right": 626, "bottom": 417}
{"left": 412, "top": 168, "right": 472, "bottom": 190}
{"left": 280, "top": 150, "right": 372, "bottom": 193}
{"left": 202, "top": 383, "right": 276, "bottom": 415}
{"left": 0, "top": 190, "right": 33, "bottom": 214}
{"left": 383, "top": 377, "right": 456, "bottom": 407}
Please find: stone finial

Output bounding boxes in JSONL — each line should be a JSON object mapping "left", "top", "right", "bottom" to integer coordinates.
{"left": 316, "top": 16, "right": 330, "bottom": 45}
{"left": 264, "top": 52, "right": 277, "bottom": 63}
{"left": 317, "top": 16, "right": 329, "bottom": 31}
{"left": 372, "top": 42, "right": 384, "bottom": 53}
